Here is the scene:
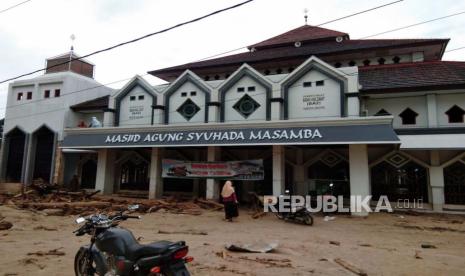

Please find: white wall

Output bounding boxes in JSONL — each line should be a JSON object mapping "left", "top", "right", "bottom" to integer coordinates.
{"left": 118, "top": 86, "right": 153, "bottom": 126}
{"left": 223, "top": 75, "right": 267, "bottom": 122}
{"left": 367, "top": 96, "right": 428, "bottom": 128}
{"left": 287, "top": 70, "right": 342, "bottom": 120}
{"left": 436, "top": 93, "right": 465, "bottom": 127}
{"left": 4, "top": 72, "right": 113, "bottom": 140}
{"left": 168, "top": 81, "right": 207, "bottom": 124}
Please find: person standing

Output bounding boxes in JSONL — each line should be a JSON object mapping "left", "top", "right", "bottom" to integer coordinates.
{"left": 221, "top": 181, "right": 239, "bottom": 222}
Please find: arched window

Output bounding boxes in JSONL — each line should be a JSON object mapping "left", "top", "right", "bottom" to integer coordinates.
{"left": 363, "top": 59, "right": 371, "bottom": 66}
{"left": 348, "top": 60, "right": 356, "bottom": 66}
{"left": 334, "top": 62, "right": 342, "bottom": 68}
{"left": 378, "top": 58, "right": 386, "bottom": 65}
{"left": 374, "top": 109, "right": 391, "bottom": 116}
{"left": 445, "top": 105, "right": 465, "bottom": 123}
{"left": 399, "top": 108, "right": 418, "bottom": 125}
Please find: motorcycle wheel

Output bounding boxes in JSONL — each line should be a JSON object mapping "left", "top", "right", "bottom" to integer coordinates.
{"left": 74, "top": 249, "right": 96, "bottom": 276}
{"left": 302, "top": 214, "right": 314, "bottom": 226}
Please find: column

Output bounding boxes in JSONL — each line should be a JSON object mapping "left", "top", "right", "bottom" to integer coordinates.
{"left": 192, "top": 150, "right": 200, "bottom": 198}
{"left": 22, "top": 134, "right": 34, "bottom": 185}
{"left": 426, "top": 94, "right": 438, "bottom": 127}
{"left": 293, "top": 149, "right": 306, "bottom": 195}
{"left": 0, "top": 137, "right": 9, "bottom": 182}
{"left": 349, "top": 144, "right": 370, "bottom": 216}
{"left": 149, "top": 147, "right": 163, "bottom": 199}
{"left": 271, "top": 84, "right": 281, "bottom": 120}
{"left": 206, "top": 146, "right": 220, "bottom": 200}
{"left": 103, "top": 110, "right": 115, "bottom": 127}
{"left": 95, "top": 149, "right": 116, "bottom": 195}
{"left": 272, "top": 145, "right": 285, "bottom": 196}
{"left": 429, "top": 150, "right": 444, "bottom": 212}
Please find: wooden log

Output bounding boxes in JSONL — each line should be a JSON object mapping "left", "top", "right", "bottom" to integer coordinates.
{"left": 334, "top": 258, "right": 367, "bottom": 276}
{"left": 158, "top": 229, "right": 208, "bottom": 235}
{"left": 195, "top": 198, "right": 224, "bottom": 209}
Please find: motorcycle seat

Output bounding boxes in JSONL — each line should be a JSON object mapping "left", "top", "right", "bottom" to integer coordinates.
{"left": 128, "top": 240, "right": 174, "bottom": 261}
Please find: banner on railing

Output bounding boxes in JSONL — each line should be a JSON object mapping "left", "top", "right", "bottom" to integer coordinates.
{"left": 162, "top": 159, "right": 264, "bottom": 180}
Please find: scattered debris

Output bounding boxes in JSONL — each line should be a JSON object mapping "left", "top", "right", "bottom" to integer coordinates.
{"left": 334, "top": 258, "right": 368, "bottom": 276}
{"left": 19, "top": 257, "right": 46, "bottom": 270}
{"left": 225, "top": 241, "right": 279, "bottom": 253}
{"left": 324, "top": 216, "right": 335, "bottom": 222}
{"left": 27, "top": 248, "right": 66, "bottom": 256}
{"left": 358, "top": 243, "right": 372, "bottom": 247}
{"left": 0, "top": 221, "right": 13, "bottom": 230}
{"left": 251, "top": 211, "right": 266, "bottom": 219}
{"left": 329, "top": 240, "right": 341, "bottom": 246}
{"left": 237, "top": 256, "right": 292, "bottom": 268}
{"left": 415, "top": 250, "right": 422, "bottom": 259}
{"left": 33, "top": 225, "right": 58, "bottom": 231}
{"left": 0, "top": 188, "right": 223, "bottom": 216}
{"left": 215, "top": 250, "right": 228, "bottom": 259}
{"left": 421, "top": 244, "right": 437, "bottom": 249}
{"left": 394, "top": 223, "right": 465, "bottom": 233}
{"left": 158, "top": 229, "right": 208, "bottom": 235}
{"left": 319, "top": 258, "right": 328, "bottom": 262}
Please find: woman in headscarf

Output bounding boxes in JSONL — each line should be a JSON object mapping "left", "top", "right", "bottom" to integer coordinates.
{"left": 221, "top": 180, "right": 239, "bottom": 222}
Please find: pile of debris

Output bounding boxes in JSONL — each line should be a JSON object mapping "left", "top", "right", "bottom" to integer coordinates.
{"left": 0, "top": 182, "right": 223, "bottom": 217}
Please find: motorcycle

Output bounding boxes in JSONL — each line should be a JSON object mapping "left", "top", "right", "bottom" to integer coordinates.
{"left": 73, "top": 205, "right": 192, "bottom": 276}
{"left": 275, "top": 190, "right": 314, "bottom": 226}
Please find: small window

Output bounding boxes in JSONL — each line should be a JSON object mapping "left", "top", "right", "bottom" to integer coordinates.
{"left": 138, "top": 95, "right": 144, "bottom": 100}
{"left": 363, "top": 60, "right": 371, "bottom": 66}
{"left": 181, "top": 92, "right": 187, "bottom": 97}
{"left": 288, "top": 67, "right": 294, "bottom": 73}
{"left": 392, "top": 56, "right": 401, "bottom": 64}
{"left": 303, "top": 81, "right": 312, "bottom": 87}
{"left": 27, "top": 91, "right": 32, "bottom": 100}
{"left": 17, "top": 92, "right": 23, "bottom": 100}
{"left": 247, "top": 86, "right": 255, "bottom": 92}
{"left": 237, "top": 87, "right": 245, "bottom": 92}
{"left": 334, "top": 62, "right": 342, "bottom": 68}
{"left": 204, "top": 76, "right": 210, "bottom": 81}
{"left": 348, "top": 61, "right": 356, "bottom": 66}
{"left": 445, "top": 105, "right": 465, "bottom": 123}
{"left": 44, "top": 90, "right": 50, "bottom": 98}
{"left": 378, "top": 58, "right": 386, "bottom": 65}
{"left": 276, "top": 68, "right": 283, "bottom": 74}
{"left": 190, "top": 91, "right": 197, "bottom": 96}
{"left": 264, "top": 69, "right": 270, "bottom": 75}
{"left": 399, "top": 108, "right": 418, "bottom": 125}
{"left": 214, "top": 75, "right": 220, "bottom": 80}
{"left": 130, "top": 96, "right": 136, "bottom": 101}
{"left": 54, "top": 89, "right": 61, "bottom": 97}
{"left": 316, "top": 80, "right": 325, "bottom": 86}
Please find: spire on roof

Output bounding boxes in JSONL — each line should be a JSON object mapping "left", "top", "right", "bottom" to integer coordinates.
{"left": 304, "top": 8, "right": 308, "bottom": 25}
{"left": 70, "top": 34, "right": 76, "bottom": 51}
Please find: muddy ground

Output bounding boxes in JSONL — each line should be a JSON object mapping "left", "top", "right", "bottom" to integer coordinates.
{"left": 0, "top": 205, "right": 464, "bottom": 276}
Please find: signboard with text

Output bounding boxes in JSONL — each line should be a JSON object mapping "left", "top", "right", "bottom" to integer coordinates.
{"left": 162, "top": 159, "right": 264, "bottom": 180}
{"left": 62, "top": 124, "right": 399, "bottom": 148}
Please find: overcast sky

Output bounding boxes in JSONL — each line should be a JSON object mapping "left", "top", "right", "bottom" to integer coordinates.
{"left": 1, "top": 0, "right": 465, "bottom": 118}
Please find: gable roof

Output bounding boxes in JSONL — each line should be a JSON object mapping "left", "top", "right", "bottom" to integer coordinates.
{"left": 359, "top": 61, "right": 465, "bottom": 93}
{"left": 248, "top": 25, "right": 349, "bottom": 50}
{"left": 150, "top": 38, "right": 448, "bottom": 80}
